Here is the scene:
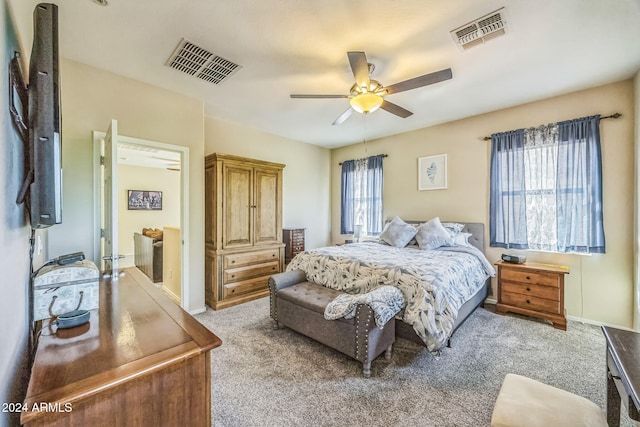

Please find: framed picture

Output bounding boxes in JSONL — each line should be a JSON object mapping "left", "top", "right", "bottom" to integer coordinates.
{"left": 128, "top": 190, "right": 162, "bottom": 210}
{"left": 418, "top": 154, "right": 447, "bottom": 191}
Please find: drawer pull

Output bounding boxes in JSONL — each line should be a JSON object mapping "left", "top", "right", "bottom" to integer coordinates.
{"left": 526, "top": 299, "right": 531, "bottom": 304}
{"left": 231, "top": 260, "right": 236, "bottom": 264}
{"left": 272, "top": 267, "right": 276, "bottom": 271}
{"left": 272, "top": 254, "right": 276, "bottom": 257}
{"left": 231, "top": 274, "right": 236, "bottom": 278}
{"left": 526, "top": 287, "right": 530, "bottom": 291}
{"left": 526, "top": 276, "right": 531, "bottom": 280}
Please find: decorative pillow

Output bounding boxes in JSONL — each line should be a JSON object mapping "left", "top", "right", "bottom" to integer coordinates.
{"left": 442, "top": 222, "right": 464, "bottom": 238}
{"left": 379, "top": 216, "right": 417, "bottom": 247}
{"left": 454, "top": 232, "right": 473, "bottom": 247}
{"left": 415, "top": 217, "right": 455, "bottom": 250}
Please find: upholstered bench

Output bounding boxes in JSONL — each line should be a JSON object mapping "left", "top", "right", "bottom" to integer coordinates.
{"left": 491, "top": 374, "right": 607, "bottom": 427}
{"left": 268, "top": 270, "right": 395, "bottom": 377}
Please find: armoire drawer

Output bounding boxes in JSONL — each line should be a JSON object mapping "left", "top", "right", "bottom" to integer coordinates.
{"left": 224, "top": 261, "right": 280, "bottom": 283}
{"left": 223, "top": 249, "right": 280, "bottom": 269}
{"left": 223, "top": 275, "right": 270, "bottom": 299}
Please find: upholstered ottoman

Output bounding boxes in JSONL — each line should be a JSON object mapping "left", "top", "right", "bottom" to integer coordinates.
{"left": 268, "top": 270, "right": 395, "bottom": 377}
{"left": 491, "top": 374, "right": 607, "bottom": 427}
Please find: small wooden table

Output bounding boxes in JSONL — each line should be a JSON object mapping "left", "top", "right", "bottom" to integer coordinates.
{"left": 602, "top": 326, "right": 640, "bottom": 426}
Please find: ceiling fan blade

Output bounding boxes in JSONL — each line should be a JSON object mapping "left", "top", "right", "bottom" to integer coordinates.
{"left": 385, "top": 68, "right": 453, "bottom": 95}
{"left": 347, "top": 51, "right": 370, "bottom": 90}
{"left": 380, "top": 100, "right": 413, "bottom": 118}
{"left": 290, "top": 94, "right": 349, "bottom": 99}
{"left": 332, "top": 107, "right": 354, "bottom": 126}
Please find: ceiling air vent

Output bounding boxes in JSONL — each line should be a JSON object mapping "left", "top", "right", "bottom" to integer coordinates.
{"left": 450, "top": 8, "right": 508, "bottom": 51}
{"left": 166, "top": 39, "right": 241, "bottom": 85}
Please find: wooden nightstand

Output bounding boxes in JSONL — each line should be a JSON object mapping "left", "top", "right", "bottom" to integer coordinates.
{"left": 495, "top": 260, "right": 570, "bottom": 330}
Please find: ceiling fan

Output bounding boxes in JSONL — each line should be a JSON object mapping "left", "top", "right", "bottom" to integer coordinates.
{"left": 290, "top": 51, "right": 453, "bottom": 125}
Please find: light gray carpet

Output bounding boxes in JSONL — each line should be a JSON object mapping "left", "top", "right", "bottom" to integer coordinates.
{"left": 196, "top": 297, "right": 637, "bottom": 426}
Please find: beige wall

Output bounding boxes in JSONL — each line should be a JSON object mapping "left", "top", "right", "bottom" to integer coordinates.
{"left": 163, "top": 226, "right": 182, "bottom": 303}
{"left": 49, "top": 59, "right": 206, "bottom": 312}
{"left": 635, "top": 70, "right": 640, "bottom": 332}
{"left": 205, "top": 116, "right": 332, "bottom": 249}
{"left": 117, "top": 165, "right": 181, "bottom": 268}
{"left": 331, "top": 80, "right": 635, "bottom": 329}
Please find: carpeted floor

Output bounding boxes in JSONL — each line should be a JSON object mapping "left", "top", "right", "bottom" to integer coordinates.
{"left": 196, "top": 297, "right": 637, "bottom": 426}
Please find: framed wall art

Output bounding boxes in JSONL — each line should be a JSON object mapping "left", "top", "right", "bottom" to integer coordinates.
{"left": 418, "top": 154, "right": 447, "bottom": 191}
{"left": 128, "top": 190, "right": 163, "bottom": 210}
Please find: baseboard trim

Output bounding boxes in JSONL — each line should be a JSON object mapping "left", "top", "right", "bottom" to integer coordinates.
{"left": 483, "top": 298, "right": 635, "bottom": 331}
{"left": 189, "top": 306, "right": 207, "bottom": 315}
{"left": 162, "top": 285, "right": 181, "bottom": 305}
{"left": 566, "top": 315, "right": 637, "bottom": 332}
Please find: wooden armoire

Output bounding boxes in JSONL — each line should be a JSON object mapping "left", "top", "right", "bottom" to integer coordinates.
{"left": 205, "top": 153, "right": 285, "bottom": 310}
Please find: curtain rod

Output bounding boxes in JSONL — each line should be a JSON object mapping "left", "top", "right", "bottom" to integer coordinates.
{"left": 339, "top": 154, "right": 388, "bottom": 165}
{"left": 481, "top": 112, "right": 622, "bottom": 141}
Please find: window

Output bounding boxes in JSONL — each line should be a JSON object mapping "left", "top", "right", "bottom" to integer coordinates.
{"left": 341, "top": 154, "right": 384, "bottom": 236}
{"left": 490, "top": 115, "right": 605, "bottom": 254}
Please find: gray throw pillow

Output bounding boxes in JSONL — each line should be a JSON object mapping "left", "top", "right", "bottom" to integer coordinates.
{"left": 415, "top": 217, "right": 455, "bottom": 250}
{"left": 379, "top": 216, "right": 417, "bottom": 247}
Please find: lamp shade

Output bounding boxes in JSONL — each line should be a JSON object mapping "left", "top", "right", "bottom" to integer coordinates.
{"left": 350, "top": 93, "right": 383, "bottom": 114}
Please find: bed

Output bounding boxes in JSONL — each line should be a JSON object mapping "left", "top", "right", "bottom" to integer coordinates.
{"left": 286, "top": 220, "right": 495, "bottom": 353}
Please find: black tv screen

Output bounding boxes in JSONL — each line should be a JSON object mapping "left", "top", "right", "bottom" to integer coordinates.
{"left": 28, "top": 3, "right": 62, "bottom": 228}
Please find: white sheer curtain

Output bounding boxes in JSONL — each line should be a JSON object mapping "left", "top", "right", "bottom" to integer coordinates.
{"left": 524, "top": 124, "right": 559, "bottom": 251}
{"left": 341, "top": 155, "right": 384, "bottom": 236}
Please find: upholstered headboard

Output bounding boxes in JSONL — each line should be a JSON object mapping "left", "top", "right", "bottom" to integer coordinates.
{"left": 394, "top": 220, "right": 485, "bottom": 253}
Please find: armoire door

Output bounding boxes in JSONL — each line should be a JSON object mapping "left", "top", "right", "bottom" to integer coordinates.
{"left": 253, "top": 167, "right": 281, "bottom": 246}
{"left": 223, "top": 163, "right": 253, "bottom": 248}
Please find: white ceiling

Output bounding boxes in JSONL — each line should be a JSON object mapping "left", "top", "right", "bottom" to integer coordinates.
{"left": 8, "top": 0, "right": 640, "bottom": 149}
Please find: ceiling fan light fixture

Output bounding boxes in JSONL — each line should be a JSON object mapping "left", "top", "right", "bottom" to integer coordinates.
{"left": 350, "top": 93, "right": 383, "bottom": 114}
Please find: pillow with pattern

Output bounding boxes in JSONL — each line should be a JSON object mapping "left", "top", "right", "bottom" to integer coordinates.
{"left": 415, "top": 217, "right": 455, "bottom": 250}
{"left": 379, "top": 216, "right": 417, "bottom": 247}
{"left": 442, "top": 222, "right": 464, "bottom": 238}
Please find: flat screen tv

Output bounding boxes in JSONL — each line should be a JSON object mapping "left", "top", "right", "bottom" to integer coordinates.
{"left": 19, "top": 3, "right": 62, "bottom": 228}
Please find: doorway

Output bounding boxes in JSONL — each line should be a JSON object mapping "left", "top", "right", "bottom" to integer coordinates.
{"left": 93, "top": 129, "right": 190, "bottom": 309}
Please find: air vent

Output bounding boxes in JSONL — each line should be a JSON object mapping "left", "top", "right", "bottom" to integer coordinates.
{"left": 450, "top": 8, "right": 508, "bottom": 51}
{"left": 166, "top": 39, "right": 241, "bottom": 85}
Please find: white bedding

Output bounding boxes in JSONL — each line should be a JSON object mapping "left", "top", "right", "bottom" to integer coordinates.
{"left": 287, "top": 241, "right": 495, "bottom": 352}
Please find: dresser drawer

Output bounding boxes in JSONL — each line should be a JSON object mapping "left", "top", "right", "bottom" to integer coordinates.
{"left": 224, "top": 261, "right": 280, "bottom": 283}
{"left": 501, "top": 281, "right": 560, "bottom": 301}
{"left": 501, "top": 291, "right": 560, "bottom": 314}
{"left": 223, "top": 275, "right": 270, "bottom": 299}
{"left": 223, "top": 249, "right": 279, "bottom": 268}
{"left": 501, "top": 268, "right": 560, "bottom": 288}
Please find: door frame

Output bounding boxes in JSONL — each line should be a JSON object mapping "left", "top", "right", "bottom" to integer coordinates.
{"left": 93, "top": 131, "right": 190, "bottom": 310}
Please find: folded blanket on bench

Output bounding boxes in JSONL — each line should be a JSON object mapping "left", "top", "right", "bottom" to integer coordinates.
{"left": 324, "top": 285, "right": 405, "bottom": 328}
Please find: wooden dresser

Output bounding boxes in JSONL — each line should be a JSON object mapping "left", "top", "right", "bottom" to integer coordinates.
{"left": 205, "top": 153, "right": 285, "bottom": 310}
{"left": 495, "top": 261, "right": 570, "bottom": 330}
{"left": 21, "top": 268, "right": 221, "bottom": 427}
{"left": 283, "top": 228, "right": 305, "bottom": 264}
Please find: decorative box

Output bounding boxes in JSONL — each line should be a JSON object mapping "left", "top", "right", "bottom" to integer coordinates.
{"left": 33, "top": 260, "right": 100, "bottom": 321}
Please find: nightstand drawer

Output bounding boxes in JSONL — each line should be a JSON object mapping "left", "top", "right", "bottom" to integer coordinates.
{"left": 501, "top": 291, "right": 560, "bottom": 314}
{"left": 501, "top": 268, "right": 560, "bottom": 288}
{"left": 501, "top": 281, "right": 560, "bottom": 301}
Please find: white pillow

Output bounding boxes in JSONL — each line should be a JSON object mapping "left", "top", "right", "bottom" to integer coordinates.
{"left": 454, "top": 232, "right": 473, "bottom": 247}
{"left": 379, "top": 217, "right": 417, "bottom": 247}
{"left": 415, "top": 217, "right": 455, "bottom": 250}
